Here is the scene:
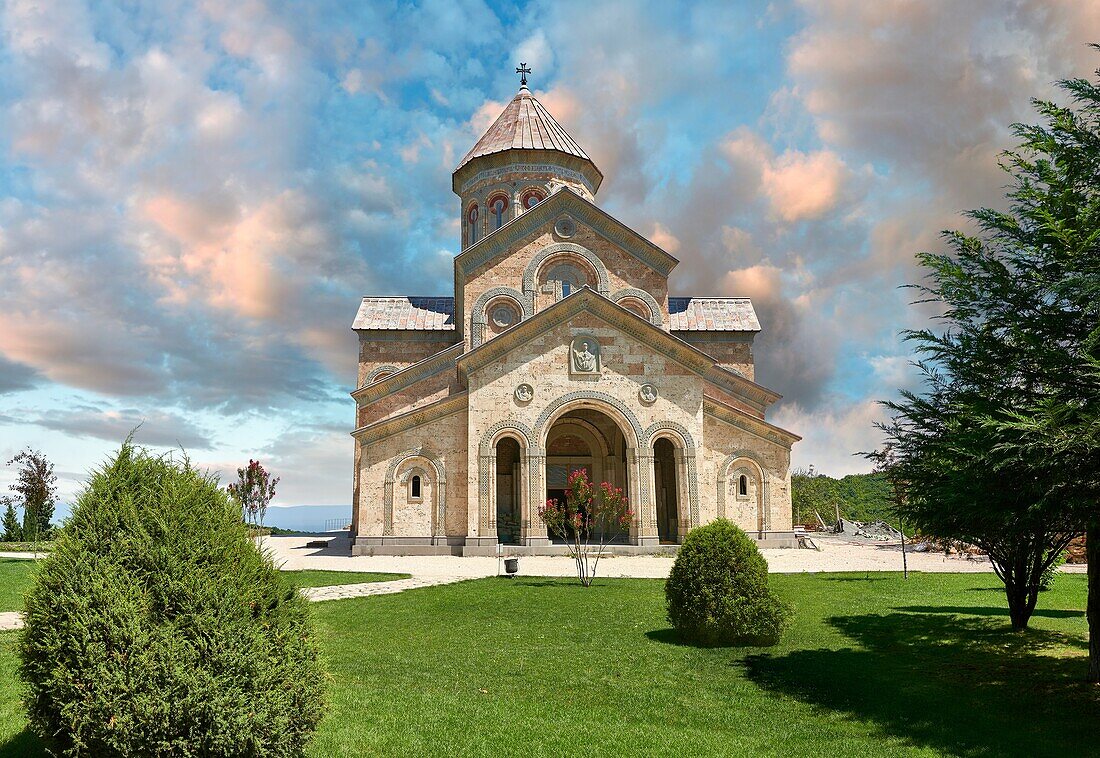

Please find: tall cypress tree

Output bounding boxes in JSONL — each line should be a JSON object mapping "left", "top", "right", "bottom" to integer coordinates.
{"left": 877, "top": 49, "right": 1099, "bottom": 670}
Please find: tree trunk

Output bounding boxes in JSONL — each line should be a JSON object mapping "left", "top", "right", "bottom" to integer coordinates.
{"left": 1088, "top": 520, "right": 1100, "bottom": 684}
{"left": 1005, "top": 578, "right": 1032, "bottom": 630}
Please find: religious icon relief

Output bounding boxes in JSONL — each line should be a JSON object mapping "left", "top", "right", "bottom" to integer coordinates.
{"left": 569, "top": 335, "right": 601, "bottom": 375}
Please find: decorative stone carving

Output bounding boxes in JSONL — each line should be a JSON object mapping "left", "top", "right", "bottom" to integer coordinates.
{"left": 570, "top": 335, "right": 601, "bottom": 374}
{"left": 514, "top": 383, "right": 534, "bottom": 403}
{"left": 554, "top": 215, "right": 577, "bottom": 238}
{"left": 639, "top": 383, "right": 658, "bottom": 403}
{"left": 491, "top": 302, "right": 519, "bottom": 328}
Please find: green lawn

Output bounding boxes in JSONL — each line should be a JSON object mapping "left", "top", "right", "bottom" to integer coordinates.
{"left": 0, "top": 561, "right": 36, "bottom": 613}
{"left": 1, "top": 573, "right": 1095, "bottom": 756}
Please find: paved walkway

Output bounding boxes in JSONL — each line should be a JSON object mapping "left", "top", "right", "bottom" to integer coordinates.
{"left": 300, "top": 575, "right": 469, "bottom": 601}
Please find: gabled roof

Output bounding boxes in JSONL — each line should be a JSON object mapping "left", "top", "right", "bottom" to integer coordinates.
{"left": 353, "top": 297, "right": 455, "bottom": 331}
{"left": 669, "top": 297, "right": 760, "bottom": 332}
{"left": 456, "top": 86, "right": 597, "bottom": 174}
{"left": 456, "top": 286, "right": 784, "bottom": 412}
{"left": 455, "top": 187, "right": 679, "bottom": 279}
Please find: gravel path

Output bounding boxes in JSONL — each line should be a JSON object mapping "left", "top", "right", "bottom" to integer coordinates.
{"left": 260, "top": 534, "right": 1088, "bottom": 578}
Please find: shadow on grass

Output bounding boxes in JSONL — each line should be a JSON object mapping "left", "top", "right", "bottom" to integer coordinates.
{"left": 0, "top": 728, "right": 43, "bottom": 757}
{"left": 819, "top": 576, "right": 891, "bottom": 582}
{"left": 645, "top": 628, "right": 781, "bottom": 649}
{"left": 894, "top": 605, "right": 1084, "bottom": 620}
{"left": 743, "top": 612, "right": 1098, "bottom": 757}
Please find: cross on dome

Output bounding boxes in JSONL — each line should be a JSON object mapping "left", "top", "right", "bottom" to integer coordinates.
{"left": 515, "top": 62, "right": 531, "bottom": 87}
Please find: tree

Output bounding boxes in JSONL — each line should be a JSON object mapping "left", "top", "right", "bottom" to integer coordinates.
{"left": 8, "top": 449, "right": 57, "bottom": 544}
{"left": 876, "top": 52, "right": 1099, "bottom": 653}
{"left": 1, "top": 497, "right": 20, "bottom": 542}
{"left": 19, "top": 442, "right": 325, "bottom": 755}
{"left": 538, "top": 469, "right": 632, "bottom": 586}
{"left": 226, "top": 459, "right": 280, "bottom": 527}
{"left": 965, "top": 58, "right": 1100, "bottom": 679}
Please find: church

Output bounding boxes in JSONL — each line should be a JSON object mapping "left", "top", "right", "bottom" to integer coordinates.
{"left": 350, "top": 72, "right": 800, "bottom": 555}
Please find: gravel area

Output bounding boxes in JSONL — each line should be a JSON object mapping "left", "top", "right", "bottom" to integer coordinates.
{"left": 259, "top": 534, "right": 1089, "bottom": 579}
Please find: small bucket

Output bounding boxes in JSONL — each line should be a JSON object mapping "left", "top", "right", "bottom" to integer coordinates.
{"left": 504, "top": 557, "right": 519, "bottom": 575}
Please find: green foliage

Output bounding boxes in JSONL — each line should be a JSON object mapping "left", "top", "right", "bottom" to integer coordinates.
{"left": 18, "top": 441, "right": 325, "bottom": 757}
{"left": 791, "top": 469, "right": 898, "bottom": 527}
{"left": 665, "top": 519, "right": 790, "bottom": 645}
{"left": 227, "top": 459, "right": 280, "bottom": 527}
{"left": 872, "top": 58, "right": 1100, "bottom": 633}
{"left": 6, "top": 449, "right": 56, "bottom": 543}
{"left": 1, "top": 498, "right": 21, "bottom": 542}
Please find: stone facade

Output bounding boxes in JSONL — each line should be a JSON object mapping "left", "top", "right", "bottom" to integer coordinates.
{"left": 350, "top": 85, "right": 799, "bottom": 555}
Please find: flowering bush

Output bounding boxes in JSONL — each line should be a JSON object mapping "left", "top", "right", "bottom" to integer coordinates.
{"left": 227, "top": 459, "right": 280, "bottom": 527}
{"left": 538, "top": 469, "right": 632, "bottom": 586}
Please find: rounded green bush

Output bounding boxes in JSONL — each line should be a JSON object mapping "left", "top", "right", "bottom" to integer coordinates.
{"left": 19, "top": 443, "right": 326, "bottom": 757}
{"left": 665, "top": 519, "right": 790, "bottom": 646}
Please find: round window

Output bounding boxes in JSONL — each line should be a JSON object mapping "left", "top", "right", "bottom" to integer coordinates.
{"left": 490, "top": 302, "right": 520, "bottom": 328}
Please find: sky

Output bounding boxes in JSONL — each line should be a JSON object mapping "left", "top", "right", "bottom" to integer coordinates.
{"left": 0, "top": 0, "right": 1097, "bottom": 506}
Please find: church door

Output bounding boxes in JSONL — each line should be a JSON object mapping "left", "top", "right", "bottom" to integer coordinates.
{"left": 653, "top": 438, "right": 679, "bottom": 543}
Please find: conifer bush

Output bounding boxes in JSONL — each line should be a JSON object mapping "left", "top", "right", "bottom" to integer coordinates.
{"left": 19, "top": 442, "right": 325, "bottom": 757}
{"left": 665, "top": 519, "right": 790, "bottom": 646}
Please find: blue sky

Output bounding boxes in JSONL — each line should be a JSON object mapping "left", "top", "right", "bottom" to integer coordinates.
{"left": 0, "top": 0, "right": 1097, "bottom": 505}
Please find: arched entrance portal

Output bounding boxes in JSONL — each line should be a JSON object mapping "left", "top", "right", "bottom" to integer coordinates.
{"left": 544, "top": 408, "right": 629, "bottom": 543}
{"left": 653, "top": 438, "right": 679, "bottom": 543}
{"left": 495, "top": 437, "right": 521, "bottom": 544}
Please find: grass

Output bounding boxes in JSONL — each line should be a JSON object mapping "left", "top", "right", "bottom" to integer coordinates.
{"left": 0, "top": 561, "right": 405, "bottom": 613}
{"left": 0, "top": 572, "right": 1095, "bottom": 756}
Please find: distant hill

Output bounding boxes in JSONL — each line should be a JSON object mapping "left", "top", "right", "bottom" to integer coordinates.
{"left": 791, "top": 470, "right": 897, "bottom": 528}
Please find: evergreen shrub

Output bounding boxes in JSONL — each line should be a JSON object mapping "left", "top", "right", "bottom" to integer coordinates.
{"left": 19, "top": 442, "right": 325, "bottom": 757}
{"left": 665, "top": 519, "right": 790, "bottom": 646}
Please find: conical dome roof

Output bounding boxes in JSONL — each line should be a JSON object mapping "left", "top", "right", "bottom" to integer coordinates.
{"left": 455, "top": 86, "right": 597, "bottom": 173}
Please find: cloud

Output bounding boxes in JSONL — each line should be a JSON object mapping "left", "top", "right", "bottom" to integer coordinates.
{"left": 30, "top": 407, "right": 214, "bottom": 450}
{"left": 0, "top": 355, "right": 40, "bottom": 395}
{"left": 773, "top": 399, "right": 889, "bottom": 476}
{"left": 761, "top": 149, "right": 848, "bottom": 222}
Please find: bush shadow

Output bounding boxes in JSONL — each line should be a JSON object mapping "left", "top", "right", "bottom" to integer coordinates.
{"left": 742, "top": 611, "right": 1098, "bottom": 757}
{"left": 645, "top": 628, "right": 781, "bottom": 649}
{"left": 0, "top": 728, "right": 44, "bottom": 757}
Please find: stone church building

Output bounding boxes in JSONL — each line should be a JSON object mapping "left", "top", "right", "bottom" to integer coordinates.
{"left": 350, "top": 79, "right": 800, "bottom": 555}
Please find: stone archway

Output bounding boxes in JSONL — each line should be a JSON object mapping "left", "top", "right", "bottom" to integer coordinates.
{"left": 652, "top": 438, "right": 679, "bottom": 543}
{"left": 538, "top": 405, "right": 634, "bottom": 545}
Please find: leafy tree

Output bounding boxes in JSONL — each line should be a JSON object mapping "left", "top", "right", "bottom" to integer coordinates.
{"left": 8, "top": 449, "right": 57, "bottom": 543}
{"left": 875, "top": 55, "right": 1099, "bottom": 646}
{"left": 963, "top": 58, "right": 1100, "bottom": 679}
{"left": 19, "top": 441, "right": 325, "bottom": 755}
{"left": 791, "top": 468, "right": 897, "bottom": 528}
{"left": 538, "top": 469, "right": 632, "bottom": 586}
{"left": 1, "top": 497, "right": 21, "bottom": 542}
{"left": 226, "top": 459, "right": 280, "bottom": 527}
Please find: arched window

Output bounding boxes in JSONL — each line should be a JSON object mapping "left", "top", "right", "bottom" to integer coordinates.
{"left": 545, "top": 262, "right": 585, "bottom": 297}
{"left": 410, "top": 475, "right": 422, "bottom": 500}
{"left": 467, "top": 204, "right": 479, "bottom": 245}
{"left": 521, "top": 189, "right": 544, "bottom": 210}
{"left": 490, "top": 195, "right": 508, "bottom": 230}
{"left": 738, "top": 475, "right": 748, "bottom": 497}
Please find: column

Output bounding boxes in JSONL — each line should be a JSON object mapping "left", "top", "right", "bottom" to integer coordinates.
{"left": 524, "top": 445, "right": 550, "bottom": 546}
{"left": 630, "top": 446, "right": 659, "bottom": 547}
